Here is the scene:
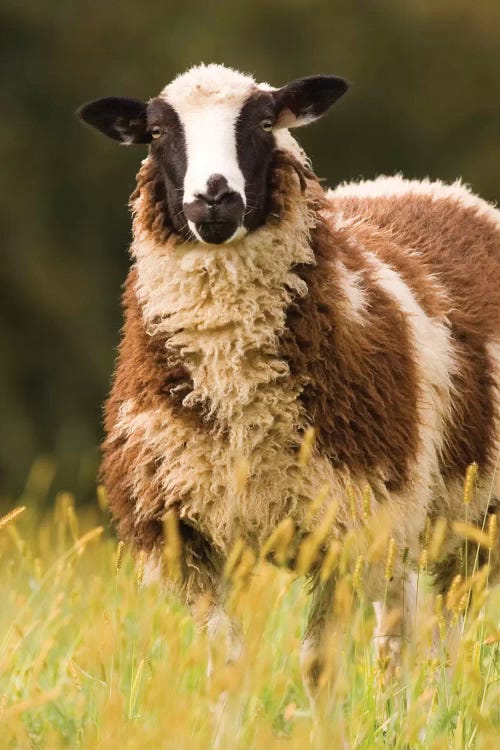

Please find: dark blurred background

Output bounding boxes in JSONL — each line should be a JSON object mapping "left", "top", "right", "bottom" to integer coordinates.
{"left": 2, "top": 0, "right": 500, "bottom": 505}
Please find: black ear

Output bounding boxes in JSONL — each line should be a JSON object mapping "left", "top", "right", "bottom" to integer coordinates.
{"left": 273, "top": 75, "right": 349, "bottom": 129}
{"left": 76, "top": 97, "right": 151, "bottom": 144}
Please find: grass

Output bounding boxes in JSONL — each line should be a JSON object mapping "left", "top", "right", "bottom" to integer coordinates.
{"left": 1, "top": 465, "right": 500, "bottom": 749}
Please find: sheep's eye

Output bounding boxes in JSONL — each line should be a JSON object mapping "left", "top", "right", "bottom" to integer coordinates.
{"left": 260, "top": 119, "right": 274, "bottom": 132}
{"left": 150, "top": 126, "right": 163, "bottom": 139}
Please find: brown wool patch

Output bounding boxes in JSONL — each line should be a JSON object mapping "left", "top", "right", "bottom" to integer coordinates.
{"left": 280, "top": 202, "right": 420, "bottom": 491}
{"left": 130, "top": 158, "right": 175, "bottom": 245}
{"left": 332, "top": 190, "right": 500, "bottom": 477}
{"left": 101, "top": 270, "right": 210, "bottom": 551}
{"left": 441, "top": 336, "right": 496, "bottom": 476}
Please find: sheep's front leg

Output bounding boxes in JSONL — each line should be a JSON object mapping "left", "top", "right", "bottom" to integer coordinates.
{"left": 172, "top": 525, "right": 243, "bottom": 674}
{"left": 205, "top": 604, "right": 244, "bottom": 679}
{"left": 373, "top": 571, "right": 416, "bottom": 676}
{"left": 187, "top": 591, "right": 243, "bottom": 747}
{"left": 182, "top": 566, "right": 243, "bottom": 677}
{"left": 181, "top": 547, "right": 243, "bottom": 747}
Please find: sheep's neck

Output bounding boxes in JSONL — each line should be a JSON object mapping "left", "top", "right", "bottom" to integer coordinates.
{"left": 131, "top": 197, "right": 315, "bottom": 435}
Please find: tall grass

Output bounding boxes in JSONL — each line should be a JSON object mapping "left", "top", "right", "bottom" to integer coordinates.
{"left": 0, "top": 473, "right": 499, "bottom": 749}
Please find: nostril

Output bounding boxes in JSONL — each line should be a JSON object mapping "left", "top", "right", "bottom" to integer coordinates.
{"left": 212, "top": 189, "right": 233, "bottom": 205}
{"left": 195, "top": 189, "right": 235, "bottom": 206}
{"left": 202, "top": 174, "right": 238, "bottom": 207}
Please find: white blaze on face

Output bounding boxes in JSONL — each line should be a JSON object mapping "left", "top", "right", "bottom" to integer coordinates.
{"left": 180, "top": 105, "right": 247, "bottom": 205}
{"left": 161, "top": 65, "right": 256, "bottom": 229}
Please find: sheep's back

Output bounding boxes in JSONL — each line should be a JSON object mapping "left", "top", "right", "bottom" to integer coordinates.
{"left": 328, "top": 176, "right": 500, "bottom": 338}
{"left": 328, "top": 175, "right": 500, "bottom": 485}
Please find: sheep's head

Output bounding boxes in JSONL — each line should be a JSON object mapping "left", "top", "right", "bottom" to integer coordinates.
{"left": 78, "top": 64, "right": 348, "bottom": 245}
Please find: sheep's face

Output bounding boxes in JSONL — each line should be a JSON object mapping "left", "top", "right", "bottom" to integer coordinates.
{"left": 78, "top": 65, "right": 348, "bottom": 245}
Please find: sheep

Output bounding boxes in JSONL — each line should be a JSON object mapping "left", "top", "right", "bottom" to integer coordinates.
{"left": 78, "top": 63, "right": 500, "bottom": 694}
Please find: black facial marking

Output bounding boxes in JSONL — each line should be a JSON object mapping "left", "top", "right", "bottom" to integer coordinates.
{"left": 146, "top": 98, "right": 190, "bottom": 238}
{"left": 77, "top": 97, "right": 151, "bottom": 144}
{"left": 147, "top": 91, "right": 279, "bottom": 241}
{"left": 235, "top": 91, "right": 277, "bottom": 232}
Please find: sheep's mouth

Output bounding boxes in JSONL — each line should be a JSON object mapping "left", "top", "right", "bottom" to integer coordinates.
{"left": 195, "top": 221, "right": 240, "bottom": 245}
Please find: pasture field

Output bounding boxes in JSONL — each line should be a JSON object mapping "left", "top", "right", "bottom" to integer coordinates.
{"left": 1, "top": 460, "right": 500, "bottom": 749}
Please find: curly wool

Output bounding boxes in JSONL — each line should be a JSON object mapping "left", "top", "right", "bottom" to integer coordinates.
{"left": 102, "top": 141, "right": 500, "bottom": 597}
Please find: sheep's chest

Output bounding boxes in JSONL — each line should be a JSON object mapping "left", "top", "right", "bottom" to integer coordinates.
{"left": 126, "top": 233, "right": 337, "bottom": 551}
{"left": 131, "top": 356, "right": 337, "bottom": 553}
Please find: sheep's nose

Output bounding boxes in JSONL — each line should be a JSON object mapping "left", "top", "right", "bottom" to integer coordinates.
{"left": 183, "top": 173, "right": 245, "bottom": 244}
{"left": 195, "top": 174, "right": 238, "bottom": 207}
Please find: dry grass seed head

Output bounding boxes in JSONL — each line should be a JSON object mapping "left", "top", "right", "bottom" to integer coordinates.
{"left": 320, "top": 540, "right": 342, "bottom": 582}
{"left": 487, "top": 513, "right": 498, "bottom": 551}
{"left": 224, "top": 538, "right": 246, "bottom": 580}
{"left": 114, "top": 541, "right": 125, "bottom": 573}
{"left": 0, "top": 506, "right": 26, "bottom": 531}
{"left": 419, "top": 548, "right": 428, "bottom": 571}
{"left": 296, "top": 503, "right": 338, "bottom": 575}
{"left": 362, "top": 484, "right": 372, "bottom": 523}
{"left": 75, "top": 526, "right": 104, "bottom": 556}
{"left": 452, "top": 521, "right": 490, "bottom": 550}
{"left": 446, "top": 574, "right": 463, "bottom": 613}
{"left": 384, "top": 538, "right": 396, "bottom": 582}
{"left": 429, "top": 518, "right": 448, "bottom": 561}
{"left": 307, "top": 483, "right": 332, "bottom": 520}
{"left": 347, "top": 483, "right": 357, "bottom": 521}
{"left": 353, "top": 554, "right": 365, "bottom": 597}
{"left": 163, "top": 510, "right": 182, "bottom": 580}
{"left": 67, "top": 658, "right": 82, "bottom": 691}
{"left": 435, "top": 593, "right": 446, "bottom": 637}
{"left": 136, "top": 551, "right": 145, "bottom": 586}
{"left": 298, "top": 427, "right": 315, "bottom": 468}
{"left": 232, "top": 547, "right": 256, "bottom": 592}
{"left": 96, "top": 485, "right": 108, "bottom": 512}
{"left": 260, "top": 518, "right": 295, "bottom": 566}
{"left": 463, "top": 462, "right": 478, "bottom": 505}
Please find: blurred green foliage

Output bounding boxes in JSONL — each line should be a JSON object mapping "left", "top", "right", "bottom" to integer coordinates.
{"left": 2, "top": 0, "right": 500, "bottom": 502}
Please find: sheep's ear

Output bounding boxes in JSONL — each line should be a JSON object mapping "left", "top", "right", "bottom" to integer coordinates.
{"left": 77, "top": 97, "right": 151, "bottom": 144}
{"left": 273, "top": 75, "right": 349, "bottom": 129}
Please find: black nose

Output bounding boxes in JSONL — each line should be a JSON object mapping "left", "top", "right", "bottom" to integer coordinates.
{"left": 195, "top": 174, "right": 237, "bottom": 207}
{"left": 183, "top": 173, "right": 245, "bottom": 245}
